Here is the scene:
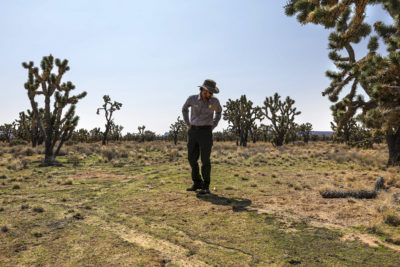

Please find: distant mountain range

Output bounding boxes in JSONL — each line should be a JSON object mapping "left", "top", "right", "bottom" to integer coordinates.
{"left": 311, "top": 131, "right": 333, "bottom": 137}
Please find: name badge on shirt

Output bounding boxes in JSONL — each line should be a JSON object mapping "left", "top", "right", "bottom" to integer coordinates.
{"left": 194, "top": 105, "right": 199, "bottom": 108}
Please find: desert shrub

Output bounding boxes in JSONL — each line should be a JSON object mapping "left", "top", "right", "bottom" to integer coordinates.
{"left": 8, "top": 146, "right": 23, "bottom": 156}
{"left": 12, "top": 184, "right": 21, "bottom": 190}
{"left": 386, "top": 172, "right": 400, "bottom": 188}
{"left": 74, "top": 145, "right": 95, "bottom": 156}
{"left": 167, "top": 150, "right": 179, "bottom": 162}
{"left": 384, "top": 210, "right": 400, "bottom": 227}
{"left": 101, "top": 148, "right": 116, "bottom": 162}
{"left": 65, "top": 140, "right": 77, "bottom": 146}
{"left": 63, "top": 178, "right": 73, "bottom": 185}
{"left": 21, "top": 159, "right": 30, "bottom": 169}
{"left": 67, "top": 155, "right": 81, "bottom": 167}
{"left": 251, "top": 153, "right": 268, "bottom": 164}
{"left": 9, "top": 139, "right": 28, "bottom": 146}
{"left": 24, "top": 148, "right": 34, "bottom": 156}
{"left": 33, "top": 206, "right": 44, "bottom": 213}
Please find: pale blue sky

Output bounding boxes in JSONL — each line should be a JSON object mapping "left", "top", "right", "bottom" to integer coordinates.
{"left": 0, "top": 1, "right": 391, "bottom": 134}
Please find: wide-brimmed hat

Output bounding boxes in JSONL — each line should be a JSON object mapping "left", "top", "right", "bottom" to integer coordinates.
{"left": 198, "top": 79, "right": 219, "bottom": 94}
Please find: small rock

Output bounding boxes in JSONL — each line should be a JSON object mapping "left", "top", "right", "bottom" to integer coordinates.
{"left": 33, "top": 207, "right": 44, "bottom": 213}
{"left": 73, "top": 213, "right": 84, "bottom": 220}
{"left": 393, "top": 193, "right": 400, "bottom": 203}
{"left": 288, "top": 259, "right": 301, "bottom": 265}
{"left": 250, "top": 184, "right": 257, "bottom": 187}
{"left": 241, "top": 177, "right": 249, "bottom": 181}
{"left": 1, "top": 225, "right": 9, "bottom": 232}
{"left": 33, "top": 232, "right": 43, "bottom": 238}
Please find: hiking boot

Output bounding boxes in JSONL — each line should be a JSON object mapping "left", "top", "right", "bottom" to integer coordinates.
{"left": 186, "top": 184, "right": 202, "bottom": 191}
{"left": 198, "top": 188, "right": 210, "bottom": 194}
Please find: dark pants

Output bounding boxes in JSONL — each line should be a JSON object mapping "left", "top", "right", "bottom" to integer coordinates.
{"left": 187, "top": 126, "right": 213, "bottom": 189}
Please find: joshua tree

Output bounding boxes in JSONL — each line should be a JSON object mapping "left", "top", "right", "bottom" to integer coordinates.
{"left": 109, "top": 123, "right": 124, "bottom": 141}
{"left": 14, "top": 109, "right": 44, "bottom": 147}
{"left": 72, "top": 128, "right": 90, "bottom": 143}
{"left": 285, "top": 0, "right": 400, "bottom": 165}
{"left": 96, "top": 95, "right": 122, "bottom": 145}
{"left": 263, "top": 93, "right": 301, "bottom": 146}
{"left": 22, "top": 55, "right": 87, "bottom": 165}
{"left": 223, "top": 95, "right": 263, "bottom": 147}
{"left": 169, "top": 116, "right": 187, "bottom": 145}
{"left": 284, "top": 122, "right": 299, "bottom": 144}
{"left": 298, "top": 122, "right": 313, "bottom": 143}
{"left": 89, "top": 127, "right": 103, "bottom": 142}
{"left": 138, "top": 125, "right": 146, "bottom": 142}
{"left": 0, "top": 123, "right": 16, "bottom": 143}
{"left": 259, "top": 124, "right": 272, "bottom": 142}
{"left": 15, "top": 112, "right": 30, "bottom": 142}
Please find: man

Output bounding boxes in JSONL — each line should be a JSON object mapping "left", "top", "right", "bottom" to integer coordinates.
{"left": 182, "top": 79, "right": 222, "bottom": 194}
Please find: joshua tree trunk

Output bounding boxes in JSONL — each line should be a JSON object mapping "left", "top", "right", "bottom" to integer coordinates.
{"left": 386, "top": 128, "right": 400, "bottom": 166}
{"left": 102, "top": 126, "right": 110, "bottom": 145}
{"left": 31, "top": 120, "right": 38, "bottom": 147}
{"left": 44, "top": 143, "right": 55, "bottom": 165}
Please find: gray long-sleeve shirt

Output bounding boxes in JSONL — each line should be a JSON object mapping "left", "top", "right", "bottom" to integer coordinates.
{"left": 182, "top": 94, "right": 222, "bottom": 128}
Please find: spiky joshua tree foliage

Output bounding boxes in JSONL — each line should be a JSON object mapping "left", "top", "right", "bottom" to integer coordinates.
{"left": 96, "top": 95, "right": 122, "bottom": 145}
{"left": 169, "top": 116, "right": 187, "bottom": 145}
{"left": 22, "top": 55, "right": 87, "bottom": 166}
{"left": 223, "top": 95, "right": 263, "bottom": 147}
{"left": 285, "top": 0, "right": 400, "bottom": 165}
{"left": 263, "top": 93, "right": 301, "bottom": 146}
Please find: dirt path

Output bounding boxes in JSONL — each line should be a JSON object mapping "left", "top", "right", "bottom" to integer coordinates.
{"left": 86, "top": 216, "right": 209, "bottom": 267}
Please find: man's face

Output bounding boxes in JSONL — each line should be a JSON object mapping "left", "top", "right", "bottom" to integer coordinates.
{"left": 201, "top": 88, "right": 213, "bottom": 100}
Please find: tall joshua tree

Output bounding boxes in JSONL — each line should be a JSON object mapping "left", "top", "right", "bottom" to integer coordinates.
{"left": 285, "top": 0, "right": 400, "bottom": 165}
{"left": 223, "top": 95, "right": 263, "bottom": 147}
{"left": 138, "top": 125, "right": 146, "bottom": 142}
{"left": 22, "top": 55, "right": 87, "bottom": 165}
{"left": 96, "top": 95, "right": 122, "bottom": 145}
{"left": 169, "top": 116, "right": 187, "bottom": 145}
{"left": 263, "top": 93, "right": 301, "bottom": 146}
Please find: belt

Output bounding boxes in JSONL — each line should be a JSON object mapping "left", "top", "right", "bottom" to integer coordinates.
{"left": 191, "top": 125, "right": 212, "bottom": 130}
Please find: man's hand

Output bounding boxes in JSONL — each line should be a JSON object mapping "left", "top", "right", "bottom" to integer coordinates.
{"left": 187, "top": 124, "right": 191, "bottom": 128}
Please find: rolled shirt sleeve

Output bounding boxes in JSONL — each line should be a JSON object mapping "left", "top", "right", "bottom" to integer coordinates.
{"left": 213, "top": 98, "right": 222, "bottom": 129}
{"left": 182, "top": 96, "right": 191, "bottom": 125}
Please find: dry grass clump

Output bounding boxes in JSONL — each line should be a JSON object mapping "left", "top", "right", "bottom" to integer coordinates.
{"left": 383, "top": 209, "right": 400, "bottom": 227}
{"left": 1, "top": 225, "right": 9, "bottom": 233}
{"left": 63, "top": 178, "right": 73, "bottom": 185}
{"left": 323, "top": 146, "right": 387, "bottom": 167}
{"left": 386, "top": 171, "right": 400, "bottom": 188}
{"left": 6, "top": 158, "right": 26, "bottom": 171}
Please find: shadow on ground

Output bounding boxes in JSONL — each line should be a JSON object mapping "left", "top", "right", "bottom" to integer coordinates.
{"left": 196, "top": 193, "right": 252, "bottom": 212}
